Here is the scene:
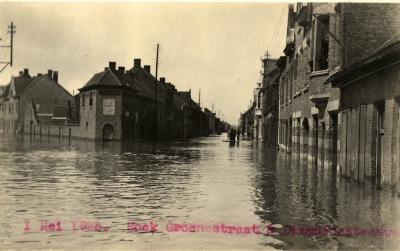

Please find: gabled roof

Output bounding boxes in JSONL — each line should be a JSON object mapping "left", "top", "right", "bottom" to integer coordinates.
{"left": 22, "top": 74, "right": 73, "bottom": 98}
{"left": 1, "top": 72, "right": 32, "bottom": 98}
{"left": 80, "top": 68, "right": 133, "bottom": 91}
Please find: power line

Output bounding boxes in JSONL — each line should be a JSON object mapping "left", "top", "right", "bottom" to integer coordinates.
{"left": 0, "top": 21, "right": 16, "bottom": 74}
{"left": 267, "top": 4, "right": 286, "bottom": 52}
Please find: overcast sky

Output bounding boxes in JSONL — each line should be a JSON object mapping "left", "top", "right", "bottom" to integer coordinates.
{"left": 0, "top": 2, "right": 287, "bottom": 125}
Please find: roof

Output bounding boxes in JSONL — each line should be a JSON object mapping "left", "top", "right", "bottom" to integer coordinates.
{"left": 0, "top": 72, "right": 32, "bottom": 98}
{"left": 23, "top": 74, "right": 73, "bottom": 98}
{"left": 328, "top": 40, "right": 400, "bottom": 88}
{"left": 13, "top": 73, "right": 32, "bottom": 94}
{"left": 126, "top": 65, "right": 166, "bottom": 103}
{"left": 80, "top": 68, "right": 133, "bottom": 91}
{"left": 53, "top": 105, "right": 69, "bottom": 118}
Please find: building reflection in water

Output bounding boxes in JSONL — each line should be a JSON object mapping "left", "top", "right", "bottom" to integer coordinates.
{"left": 251, "top": 144, "right": 400, "bottom": 250}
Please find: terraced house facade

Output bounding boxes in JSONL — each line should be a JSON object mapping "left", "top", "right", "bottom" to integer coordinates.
{"left": 278, "top": 2, "right": 400, "bottom": 188}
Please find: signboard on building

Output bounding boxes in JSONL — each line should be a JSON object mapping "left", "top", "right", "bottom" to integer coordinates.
{"left": 103, "top": 98, "right": 115, "bottom": 115}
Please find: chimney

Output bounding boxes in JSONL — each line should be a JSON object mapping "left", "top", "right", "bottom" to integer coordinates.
{"left": 48, "top": 69, "right": 53, "bottom": 77}
{"left": 109, "top": 61, "right": 116, "bottom": 70}
{"left": 37, "top": 73, "right": 42, "bottom": 76}
{"left": 104, "top": 67, "right": 109, "bottom": 71}
{"left": 24, "top": 68, "right": 29, "bottom": 75}
{"left": 53, "top": 71, "right": 58, "bottom": 82}
{"left": 134, "top": 58, "right": 141, "bottom": 68}
{"left": 144, "top": 65, "right": 150, "bottom": 73}
{"left": 118, "top": 66, "right": 125, "bottom": 74}
{"left": 160, "top": 77, "right": 166, "bottom": 84}
{"left": 19, "top": 71, "right": 23, "bottom": 75}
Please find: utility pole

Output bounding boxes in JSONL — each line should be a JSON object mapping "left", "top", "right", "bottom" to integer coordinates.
{"left": 9, "top": 22, "right": 15, "bottom": 66}
{"left": 265, "top": 51, "right": 269, "bottom": 76}
{"left": 0, "top": 21, "right": 16, "bottom": 73}
{"left": 198, "top": 89, "right": 201, "bottom": 108}
{"left": 154, "top": 43, "right": 160, "bottom": 143}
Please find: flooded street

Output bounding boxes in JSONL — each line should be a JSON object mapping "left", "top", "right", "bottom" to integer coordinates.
{"left": 0, "top": 134, "right": 400, "bottom": 250}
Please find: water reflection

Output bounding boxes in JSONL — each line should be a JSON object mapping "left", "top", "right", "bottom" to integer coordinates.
{"left": 251, "top": 146, "right": 400, "bottom": 249}
{"left": 0, "top": 134, "right": 399, "bottom": 250}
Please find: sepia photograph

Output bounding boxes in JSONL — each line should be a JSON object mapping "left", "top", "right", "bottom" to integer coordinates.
{"left": 0, "top": 0, "right": 400, "bottom": 250}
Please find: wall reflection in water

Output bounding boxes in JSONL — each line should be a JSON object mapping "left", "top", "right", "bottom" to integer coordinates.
{"left": 251, "top": 145, "right": 400, "bottom": 249}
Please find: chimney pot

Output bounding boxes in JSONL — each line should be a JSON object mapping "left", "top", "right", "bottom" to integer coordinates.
{"left": 38, "top": 73, "right": 42, "bottom": 76}
{"left": 144, "top": 65, "right": 151, "bottom": 73}
{"left": 118, "top": 66, "right": 125, "bottom": 73}
{"left": 109, "top": 61, "right": 116, "bottom": 70}
{"left": 104, "top": 67, "right": 109, "bottom": 71}
{"left": 24, "top": 68, "right": 29, "bottom": 75}
{"left": 53, "top": 71, "right": 59, "bottom": 82}
{"left": 48, "top": 69, "right": 53, "bottom": 77}
{"left": 19, "top": 71, "right": 23, "bottom": 75}
{"left": 134, "top": 58, "right": 141, "bottom": 68}
{"left": 160, "top": 77, "right": 166, "bottom": 84}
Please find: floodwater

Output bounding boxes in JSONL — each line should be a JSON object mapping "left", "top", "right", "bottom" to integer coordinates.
{"left": 0, "top": 134, "right": 399, "bottom": 250}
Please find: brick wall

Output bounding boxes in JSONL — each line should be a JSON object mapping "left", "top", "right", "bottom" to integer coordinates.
{"left": 342, "top": 3, "right": 400, "bottom": 68}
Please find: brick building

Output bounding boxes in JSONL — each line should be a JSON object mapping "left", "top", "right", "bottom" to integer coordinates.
{"left": 78, "top": 59, "right": 211, "bottom": 141}
{"left": 329, "top": 40, "right": 400, "bottom": 191}
{"left": 277, "top": 3, "right": 400, "bottom": 174}
{"left": 240, "top": 104, "right": 255, "bottom": 138}
{"left": 0, "top": 69, "right": 75, "bottom": 135}
{"left": 260, "top": 56, "right": 279, "bottom": 146}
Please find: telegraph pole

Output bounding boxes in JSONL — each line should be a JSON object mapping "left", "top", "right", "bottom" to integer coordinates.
{"left": 9, "top": 22, "right": 15, "bottom": 66}
{"left": 198, "top": 89, "right": 201, "bottom": 108}
{"left": 154, "top": 43, "right": 160, "bottom": 143}
{"left": 0, "top": 21, "right": 16, "bottom": 73}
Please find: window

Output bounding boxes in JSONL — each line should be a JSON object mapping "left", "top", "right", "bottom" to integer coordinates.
{"left": 89, "top": 92, "right": 93, "bottom": 106}
{"left": 82, "top": 94, "right": 85, "bottom": 107}
{"left": 86, "top": 121, "right": 88, "bottom": 130}
{"left": 312, "top": 15, "right": 329, "bottom": 71}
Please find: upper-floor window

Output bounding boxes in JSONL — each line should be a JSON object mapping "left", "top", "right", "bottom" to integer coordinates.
{"left": 82, "top": 94, "right": 85, "bottom": 107}
{"left": 312, "top": 15, "right": 329, "bottom": 71}
{"left": 89, "top": 92, "right": 93, "bottom": 106}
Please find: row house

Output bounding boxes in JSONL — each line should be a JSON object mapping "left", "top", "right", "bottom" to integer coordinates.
{"left": 239, "top": 103, "right": 255, "bottom": 138}
{"left": 278, "top": 3, "right": 340, "bottom": 169}
{"left": 260, "top": 57, "right": 280, "bottom": 146}
{"left": 327, "top": 5, "right": 400, "bottom": 191}
{"left": 0, "top": 69, "right": 76, "bottom": 135}
{"left": 77, "top": 59, "right": 216, "bottom": 141}
{"left": 277, "top": 3, "right": 400, "bottom": 190}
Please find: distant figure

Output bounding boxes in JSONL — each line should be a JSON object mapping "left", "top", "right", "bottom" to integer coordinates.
{"left": 228, "top": 128, "right": 236, "bottom": 142}
{"left": 236, "top": 129, "right": 241, "bottom": 141}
